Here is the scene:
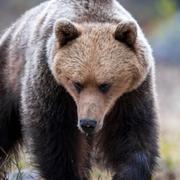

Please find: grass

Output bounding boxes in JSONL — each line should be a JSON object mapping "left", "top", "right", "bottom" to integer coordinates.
{"left": 7, "top": 133, "right": 180, "bottom": 180}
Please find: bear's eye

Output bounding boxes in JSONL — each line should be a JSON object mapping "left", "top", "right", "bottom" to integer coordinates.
{"left": 73, "top": 82, "right": 84, "bottom": 93}
{"left": 98, "top": 83, "right": 111, "bottom": 93}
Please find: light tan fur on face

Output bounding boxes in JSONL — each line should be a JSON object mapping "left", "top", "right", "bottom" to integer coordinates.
{"left": 52, "top": 22, "right": 149, "bottom": 132}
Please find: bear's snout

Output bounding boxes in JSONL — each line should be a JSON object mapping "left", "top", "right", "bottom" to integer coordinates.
{"left": 79, "top": 119, "right": 97, "bottom": 135}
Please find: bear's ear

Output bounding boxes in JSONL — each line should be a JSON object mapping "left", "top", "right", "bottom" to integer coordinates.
{"left": 54, "top": 19, "right": 81, "bottom": 46}
{"left": 114, "top": 21, "right": 137, "bottom": 47}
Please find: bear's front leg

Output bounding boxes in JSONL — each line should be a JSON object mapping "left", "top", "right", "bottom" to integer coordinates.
{"left": 21, "top": 61, "right": 83, "bottom": 180}
{"left": 112, "top": 152, "right": 153, "bottom": 180}
{"left": 22, "top": 91, "right": 82, "bottom": 180}
{"left": 101, "top": 74, "right": 158, "bottom": 180}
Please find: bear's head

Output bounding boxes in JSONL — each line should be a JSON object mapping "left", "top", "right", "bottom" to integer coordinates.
{"left": 51, "top": 19, "right": 151, "bottom": 135}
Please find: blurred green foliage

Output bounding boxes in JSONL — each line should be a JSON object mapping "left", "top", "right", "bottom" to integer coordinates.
{"left": 155, "top": 0, "right": 177, "bottom": 18}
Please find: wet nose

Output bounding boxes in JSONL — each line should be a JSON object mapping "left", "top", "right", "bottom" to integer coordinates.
{"left": 80, "top": 119, "right": 97, "bottom": 134}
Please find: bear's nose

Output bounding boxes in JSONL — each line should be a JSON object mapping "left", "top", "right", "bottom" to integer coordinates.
{"left": 80, "top": 119, "right": 97, "bottom": 135}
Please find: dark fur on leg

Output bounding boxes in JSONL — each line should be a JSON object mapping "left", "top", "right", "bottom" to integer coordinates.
{"left": 21, "top": 41, "right": 90, "bottom": 180}
{"left": 99, "top": 72, "right": 159, "bottom": 180}
{"left": 112, "top": 152, "right": 152, "bottom": 180}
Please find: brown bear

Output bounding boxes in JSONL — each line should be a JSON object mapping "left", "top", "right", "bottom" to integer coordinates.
{"left": 0, "top": 0, "right": 158, "bottom": 179}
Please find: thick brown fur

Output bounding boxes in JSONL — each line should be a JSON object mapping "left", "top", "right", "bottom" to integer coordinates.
{"left": 0, "top": 0, "right": 158, "bottom": 179}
